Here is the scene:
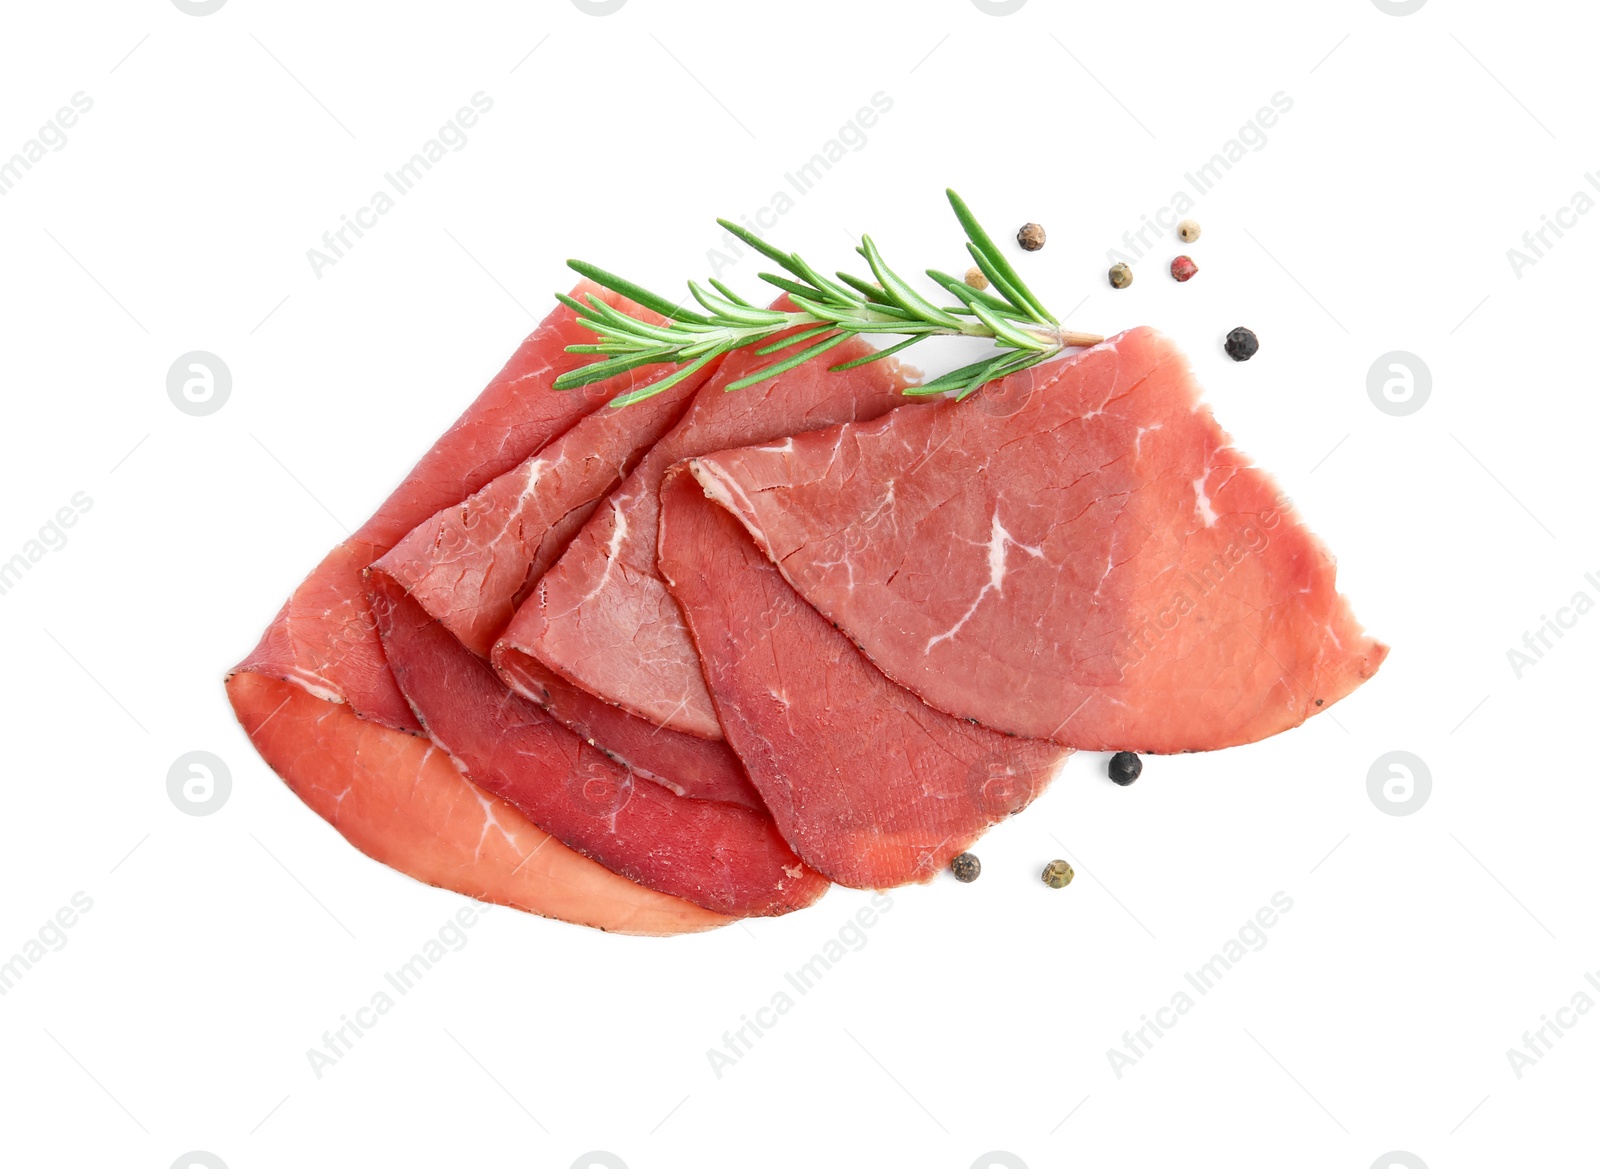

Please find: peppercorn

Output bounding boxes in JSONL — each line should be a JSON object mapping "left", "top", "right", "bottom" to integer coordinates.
{"left": 1108, "top": 262, "right": 1133, "bottom": 289}
{"left": 1042, "top": 860, "right": 1075, "bottom": 888}
{"left": 951, "top": 852, "right": 982, "bottom": 882}
{"left": 1178, "top": 219, "right": 1202, "bottom": 243}
{"left": 964, "top": 266, "right": 990, "bottom": 291}
{"left": 1017, "top": 223, "right": 1046, "bottom": 252}
{"left": 1170, "top": 255, "right": 1198, "bottom": 282}
{"left": 1109, "top": 752, "right": 1142, "bottom": 785}
{"left": 1224, "top": 327, "right": 1259, "bottom": 362}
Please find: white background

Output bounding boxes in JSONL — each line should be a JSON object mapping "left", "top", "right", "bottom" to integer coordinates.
{"left": 1, "top": 1, "right": 1595, "bottom": 1166}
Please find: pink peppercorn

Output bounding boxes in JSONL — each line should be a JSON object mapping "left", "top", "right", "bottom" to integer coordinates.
{"left": 1170, "top": 255, "right": 1198, "bottom": 282}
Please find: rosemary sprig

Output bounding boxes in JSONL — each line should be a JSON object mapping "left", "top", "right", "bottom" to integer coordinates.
{"left": 553, "top": 190, "right": 1102, "bottom": 407}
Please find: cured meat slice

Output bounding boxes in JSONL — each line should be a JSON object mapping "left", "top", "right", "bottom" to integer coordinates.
{"left": 657, "top": 466, "right": 1069, "bottom": 888}
{"left": 226, "top": 673, "right": 727, "bottom": 935}
{"left": 372, "top": 366, "right": 700, "bottom": 660}
{"left": 503, "top": 325, "right": 917, "bottom": 740}
{"left": 691, "top": 327, "right": 1388, "bottom": 753}
{"left": 230, "top": 286, "right": 724, "bottom": 927}
{"left": 368, "top": 570, "right": 828, "bottom": 918}
{"left": 492, "top": 652, "right": 764, "bottom": 810}
{"left": 370, "top": 351, "right": 761, "bottom": 808}
{"left": 235, "top": 282, "right": 709, "bottom": 732}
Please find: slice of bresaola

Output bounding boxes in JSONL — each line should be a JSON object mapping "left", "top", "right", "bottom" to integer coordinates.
{"left": 235, "top": 282, "right": 711, "bottom": 733}
{"left": 500, "top": 319, "right": 918, "bottom": 741}
{"left": 226, "top": 672, "right": 727, "bottom": 935}
{"left": 691, "top": 327, "right": 1388, "bottom": 753}
{"left": 369, "top": 326, "right": 762, "bottom": 808}
{"left": 658, "top": 465, "right": 1069, "bottom": 888}
{"left": 368, "top": 571, "right": 828, "bottom": 917}
{"left": 229, "top": 285, "right": 727, "bottom": 933}
{"left": 371, "top": 362, "right": 701, "bottom": 661}
{"left": 493, "top": 652, "right": 764, "bottom": 810}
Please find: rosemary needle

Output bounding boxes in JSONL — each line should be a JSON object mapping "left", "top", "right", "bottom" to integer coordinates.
{"left": 553, "top": 190, "right": 1103, "bottom": 407}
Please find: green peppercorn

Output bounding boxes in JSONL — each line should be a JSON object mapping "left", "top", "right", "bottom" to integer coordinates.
{"left": 1017, "top": 223, "right": 1046, "bottom": 252}
{"left": 951, "top": 852, "right": 981, "bottom": 882}
{"left": 1042, "top": 859, "right": 1075, "bottom": 888}
{"left": 1109, "top": 262, "right": 1133, "bottom": 289}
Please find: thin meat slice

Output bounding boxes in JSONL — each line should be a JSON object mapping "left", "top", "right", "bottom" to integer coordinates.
{"left": 691, "top": 327, "right": 1388, "bottom": 753}
{"left": 235, "top": 281, "right": 710, "bottom": 732}
{"left": 493, "top": 652, "right": 764, "bottom": 810}
{"left": 226, "top": 672, "right": 728, "bottom": 935}
{"left": 230, "top": 285, "right": 724, "bottom": 928}
{"left": 372, "top": 367, "right": 701, "bottom": 660}
{"left": 658, "top": 466, "right": 1069, "bottom": 888}
{"left": 368, "top": 570, "right": 828, "bottom": 918}
{"left": 503, "top": 323, "right": 918, "bottom": 740}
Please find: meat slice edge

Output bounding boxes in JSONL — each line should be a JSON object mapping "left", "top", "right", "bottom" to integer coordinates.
{"left": 373, "top": 366, "right": 702, "bottom": 660}
{"left": 227, "top": 671, "right": 729, "bottom": 935}
{"left": 492, "top": 646, "right": 765, "bottom": 809}
{"left": 507, "top": 320, "right": 918, "bottom": 740}
{"left": 659, "top": 463, "right": 1069, "bottom": 888}
{"left": 228, "top": 286, "right": 725, "bottom": 926}
{"left": 233, "top": 282, "right": 714, "bottom": 732}
{"left": 368, "top": 569, "right": 829, "bottom": 918}
{"left": 689, "top": 327, "right": 1388, "bottom": 753}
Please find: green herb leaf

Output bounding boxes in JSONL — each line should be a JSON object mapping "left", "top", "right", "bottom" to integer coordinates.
{"left": 552, "top": 192, "right": 1099, "bottom": 408}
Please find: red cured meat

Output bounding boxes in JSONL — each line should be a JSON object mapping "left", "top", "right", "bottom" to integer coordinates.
{"left": 658, "top": 466, "right": 1069, "bottom": 888}
{"left": 372, "top": 365, "right": 701, "bottom": 660}
{"left": 691, "top": 328, "right": 1387, "bottom": 753}
{"left": 226, "top": 673, "right": 728, "bottom": 935}
{"left": 230, "top": 286, "right": 724, "bottom": 928}
{"left": 235, "top": 282, "right": 708, "bottom": 732}
{"left": 492, "top": 651, "right": 764, "bottom": 810}
{"left": 502, "top": 323, "right": 918, "bottom": 740}
{"left": 368, "top": 570, "right": 828, "bottom": 918}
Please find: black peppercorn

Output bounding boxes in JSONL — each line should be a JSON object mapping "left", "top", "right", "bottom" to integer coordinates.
{"left": 1225, "top": 327, "right": 1259, "bottom": 362}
